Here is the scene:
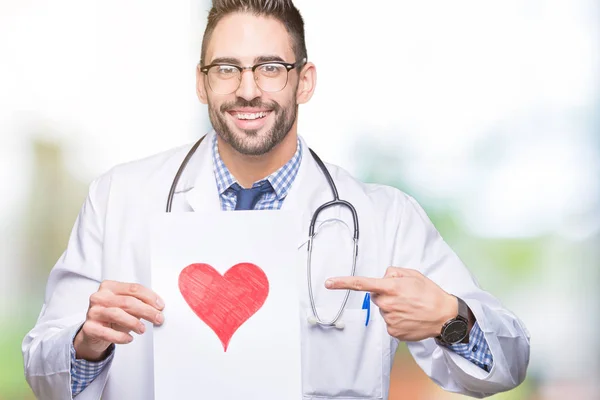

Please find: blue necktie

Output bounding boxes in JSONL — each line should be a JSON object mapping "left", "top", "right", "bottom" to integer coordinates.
{"left": 233, "top": 182, "right": 273, "bottom": 210}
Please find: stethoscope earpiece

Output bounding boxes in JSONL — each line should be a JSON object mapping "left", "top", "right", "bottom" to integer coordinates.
{"left": 307, "top": 315, "right": 345, "bottom": 330}
{"left": 334, "top": 321, "right": 345, "bottom": 330}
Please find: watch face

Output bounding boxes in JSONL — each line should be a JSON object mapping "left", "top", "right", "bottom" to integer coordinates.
{"left": 442, "top": 320, "right": 468, "bottom": 344}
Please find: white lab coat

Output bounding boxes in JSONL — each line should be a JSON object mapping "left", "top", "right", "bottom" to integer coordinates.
{"left": 22, "top": 130, "right": 530, "bottom": 400}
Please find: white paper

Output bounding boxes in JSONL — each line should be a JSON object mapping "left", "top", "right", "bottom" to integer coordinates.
{"left": 150, "top": 211, "right": 302, "bottom": 400}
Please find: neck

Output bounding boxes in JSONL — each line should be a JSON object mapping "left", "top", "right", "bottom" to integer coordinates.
{"left": 217, "top": 122, "right": 299, "bottom": 189}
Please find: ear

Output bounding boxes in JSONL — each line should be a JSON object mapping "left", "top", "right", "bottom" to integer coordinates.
{"left": 296, "top": 61, "right": 316, "bottom": 105}
{"left": 196, "top": 64, "right": 208, "bottom": 104}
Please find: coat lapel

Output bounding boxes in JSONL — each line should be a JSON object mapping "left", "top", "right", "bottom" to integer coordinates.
{"left": 181, "top": 130, "right": 222, "bottom": 212}
{"left": 281, "top": 136, "right": 333, "bottom": 242}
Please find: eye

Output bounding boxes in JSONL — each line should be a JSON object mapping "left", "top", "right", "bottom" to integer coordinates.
{"left": 258, "top": 63, "right": 285, "bottom": 77}
{"left": 215, "top": 65, "right": 238, "bottom": 76}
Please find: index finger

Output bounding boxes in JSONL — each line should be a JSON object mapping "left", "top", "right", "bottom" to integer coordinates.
{"left": 99, "top": 280, "right": 165, "bottom": 310}
{"left": 325, "top": 276, "right": 394, "bottom": 294}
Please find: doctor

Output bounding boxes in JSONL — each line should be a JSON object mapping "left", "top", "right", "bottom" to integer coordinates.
{"left": 22, "top": 0, "right": 530, "bottom": 399}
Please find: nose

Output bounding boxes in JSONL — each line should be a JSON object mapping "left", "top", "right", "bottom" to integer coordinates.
{"left": 235, "top": 69, "right": 262, "bottom": 101}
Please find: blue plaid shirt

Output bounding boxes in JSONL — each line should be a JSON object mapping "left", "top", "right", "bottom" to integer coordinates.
{"left": 70, "top": 135, "right": 493, "bottom": 396}
{"left": 212, "top": 134, "right": 302, "bottom": 210}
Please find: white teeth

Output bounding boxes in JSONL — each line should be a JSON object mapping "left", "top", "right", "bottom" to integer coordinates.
{"left": 235, "top": 112, "right": 268, "bottom": 120}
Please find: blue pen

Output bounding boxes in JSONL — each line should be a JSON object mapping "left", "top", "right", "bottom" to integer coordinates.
{"left": 362, "top": 292, "right": 371, "bottom": 326}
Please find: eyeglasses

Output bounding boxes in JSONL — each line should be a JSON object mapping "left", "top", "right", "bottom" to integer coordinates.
{"left": 199, "top": 58, "right": 307, "bottom": 95}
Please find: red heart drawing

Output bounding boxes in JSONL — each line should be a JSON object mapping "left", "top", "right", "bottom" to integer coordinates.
{"left": 178, "top": 263, "right": 269, "bottom": 351}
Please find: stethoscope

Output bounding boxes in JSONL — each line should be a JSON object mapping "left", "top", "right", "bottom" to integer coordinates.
{"left": 166, "top": 134, "right": 359, "bottom": 330}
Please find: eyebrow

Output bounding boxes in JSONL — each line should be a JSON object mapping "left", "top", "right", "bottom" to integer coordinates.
{"left": 209, "top": 55, "right": 287, "bottom": 65}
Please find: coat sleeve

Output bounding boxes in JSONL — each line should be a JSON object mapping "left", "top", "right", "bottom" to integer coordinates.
{"left": 391, "top": 193, "right": 531, "bottom": 398}
{"left": 22, "top": 173, "right": 115, "bottom": 400}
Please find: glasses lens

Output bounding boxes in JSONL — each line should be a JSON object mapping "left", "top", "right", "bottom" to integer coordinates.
{"left": 255, "top": 63, "right": 289, "bottom": 92}
{"left": 208, "top": 65, "right": 241, "bottom": 94}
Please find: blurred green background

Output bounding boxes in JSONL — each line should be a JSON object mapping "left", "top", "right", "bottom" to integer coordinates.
{"left": 1, "top": 0, "right": 598, "bottom": 399}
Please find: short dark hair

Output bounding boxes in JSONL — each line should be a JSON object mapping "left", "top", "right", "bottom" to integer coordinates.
{"left": 200, "top": 0, "right": 307, "bottom": 66}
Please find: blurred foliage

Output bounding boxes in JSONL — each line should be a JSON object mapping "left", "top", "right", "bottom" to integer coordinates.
{"left": 0, "top": 138, "right": 88, "bottom": 400}
{"left": 22, "top": 139, "right": 89, "bottom": 300}
{"left": 0, "top": 320, "right": 36, "bottom": 400}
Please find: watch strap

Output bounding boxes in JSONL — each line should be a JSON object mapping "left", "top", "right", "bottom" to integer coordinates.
{"left": 456, "top": 296, "right": 469, "bottom": 322}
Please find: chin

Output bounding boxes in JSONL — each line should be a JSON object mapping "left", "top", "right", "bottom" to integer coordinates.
{"left": 231, "top": 123, "right": 272, "bottom": 141}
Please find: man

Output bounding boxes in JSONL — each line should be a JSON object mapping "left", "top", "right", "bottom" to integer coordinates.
{"left": 22, "top": 0, "right": 530, "bottom": 399}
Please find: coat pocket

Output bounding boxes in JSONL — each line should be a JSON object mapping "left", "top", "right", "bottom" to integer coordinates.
{"left": 301, "top": 308, "right": 383, "bottom": 399}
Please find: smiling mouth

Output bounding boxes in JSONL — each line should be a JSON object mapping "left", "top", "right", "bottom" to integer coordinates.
{"left": 228, "top": 111, "right": 271, "bottom": 120}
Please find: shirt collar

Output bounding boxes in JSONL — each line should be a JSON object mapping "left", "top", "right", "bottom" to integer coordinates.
{"left": 211, "top": 133, "right": 303, "bottom": 201}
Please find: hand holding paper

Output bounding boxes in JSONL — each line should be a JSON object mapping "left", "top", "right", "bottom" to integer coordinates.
{"left": 73, "top": 280, "right": 165, "bottom": 361}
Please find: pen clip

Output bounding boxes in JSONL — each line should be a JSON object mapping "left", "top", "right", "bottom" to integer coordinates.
{"left": 362, "top": 292, "right": 371, "bottom": 326}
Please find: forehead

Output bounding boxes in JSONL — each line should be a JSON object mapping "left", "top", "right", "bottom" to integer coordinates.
{"left": 205, "top": 12, "right": 295, "bottom": 63}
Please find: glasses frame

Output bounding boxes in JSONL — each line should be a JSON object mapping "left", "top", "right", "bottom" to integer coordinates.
{"left": 199, "top": 57, "right": 307, "bottom": 94}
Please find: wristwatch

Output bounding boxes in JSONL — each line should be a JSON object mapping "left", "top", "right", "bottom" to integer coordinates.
{"left": 437, "top": 296, "right": 469, "bottom": 345}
